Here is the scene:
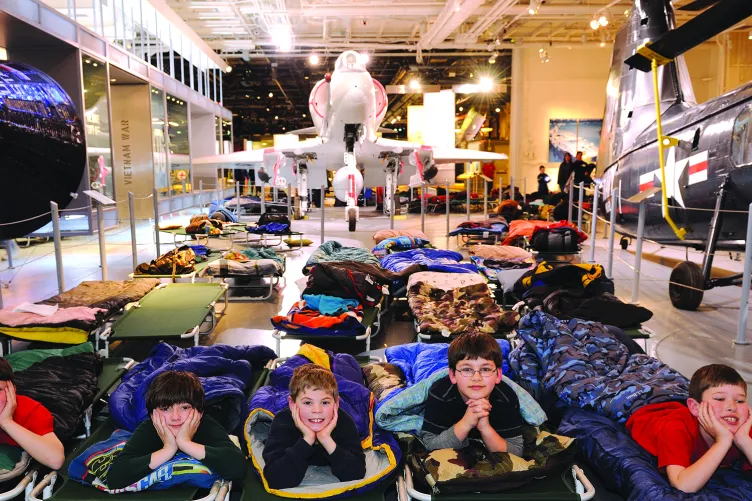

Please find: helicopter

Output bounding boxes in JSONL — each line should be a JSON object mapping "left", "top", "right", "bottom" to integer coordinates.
{"left": 597, "top": 0, "right": 752, "bottom": 310}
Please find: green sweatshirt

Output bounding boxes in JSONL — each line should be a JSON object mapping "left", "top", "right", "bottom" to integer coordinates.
{"left": 106, "top": 415, "right": 247, "bottom": 489}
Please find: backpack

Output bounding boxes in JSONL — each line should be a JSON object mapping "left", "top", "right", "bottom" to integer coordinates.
{"left": 303, "top": 263, "right": 383, "bottom": 306}
{"left": 530, "top": 227, "right": 580, "bottom": 253}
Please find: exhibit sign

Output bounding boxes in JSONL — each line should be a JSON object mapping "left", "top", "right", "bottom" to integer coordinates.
{"left": 548, "top": 118, "right": 602, "bottom": 162}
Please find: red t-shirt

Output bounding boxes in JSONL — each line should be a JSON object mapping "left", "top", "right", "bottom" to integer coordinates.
{"left": 0, "top": 395, "right": 55, "bottom": 447}
{"left": 626, "top": 401, "right": 752, "bottom": 471}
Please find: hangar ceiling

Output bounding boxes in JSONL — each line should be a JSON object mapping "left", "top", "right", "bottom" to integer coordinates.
{"left": 163, "top": 0, "right": 748, "bottom": 140}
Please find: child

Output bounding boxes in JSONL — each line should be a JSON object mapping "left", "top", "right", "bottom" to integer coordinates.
{"left": 627, "top": 364, "right": 752, "bottom": 493}
{"left": 421, "top": 333, "right": 524, "bottom": 455}
{"left": 263, "top": 364, "right": 366, "bottom": 489}
{"left": 107, "top": 371, "right": 246, "bottom": 489}
{"left": 0, "top": 359, "right": 64, "bottom": 469}
{"left": 537, "top": 165, "right": 550, "bottom": 195}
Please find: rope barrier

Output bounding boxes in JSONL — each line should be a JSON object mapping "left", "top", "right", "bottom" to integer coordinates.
{"left": 0, "top": 212, "right": 52, "bottom": 226}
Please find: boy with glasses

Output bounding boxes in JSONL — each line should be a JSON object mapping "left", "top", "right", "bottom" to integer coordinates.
{"left": 421, "top": 333, "right": 524, "bottom": 454}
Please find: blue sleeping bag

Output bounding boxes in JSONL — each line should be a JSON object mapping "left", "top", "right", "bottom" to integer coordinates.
{"left": 245, "top": 345, "right": 401, "bottom": 498}
{"left": 559, "top": 408, "right": 752, "bottom": 500}
{"left": 109, "top": 343, "right": 276, "bottom": 432}
{"left": 380, "top": 248, "right": 478, "bottom": 274}
{"left": 69, "top": 429, "right": 220, "bottom": 493}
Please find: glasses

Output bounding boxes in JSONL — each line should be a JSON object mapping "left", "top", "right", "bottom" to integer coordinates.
{"left": 455, "top": 367, "right": 496, "bottom": 378}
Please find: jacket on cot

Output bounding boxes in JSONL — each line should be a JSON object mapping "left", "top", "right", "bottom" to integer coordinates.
{"left": 559, "top": 408, "right": 752, "bottom": 501}
{"left": 510, "top": 311, "right": 688, "bottom": 423}
{"left": 110, "top": 343, "right": 276, "bottom": 432}
{"left": 246, "top": 346, "right": 401, "bottom": 488}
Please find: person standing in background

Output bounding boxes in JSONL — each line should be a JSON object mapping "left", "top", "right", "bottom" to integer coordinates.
{"left": 537, "top": 166, "right": 550, "bottom": 196}
{"left": 557, "top": 152, "right": 574, "bottom": 192}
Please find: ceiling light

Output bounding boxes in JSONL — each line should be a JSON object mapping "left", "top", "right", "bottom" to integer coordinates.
{"left": 598, "top": 14, "right": 608, "bottom": 27}
{"left": 308, "top": 54, "right": 319, "bottom": 65}
{"left": 268, "top": 92, "right": 274, "bottom": 98}
{"left": 359, "top": 53, "right": 370, "bottom": 65}
{"left": 495, "top": 107, "right": 501, "bottom": 113}
{"left": 226, "top": 65, "right": 232, "bottom": 72}
{"left": 271, "top": 25, "right": 293, "bottom": 52}
{"left": 749, "top": 30, "right": 752, "bottom": 40}
{"left": 274, "top": 115, "right": 279, "bottom": 120}
{"left": 458, "top": 106, "right": 464, "bottom": 112}
{"left": 479, "top": 76, "right": 493, "bottom": 92}
{"left": 390, "top": 118, "right": 397, "bottom": 124}
{"left": 489, "top": 57, "right": 496, "bottom": 64}
{"left": 590, "top": 18, "right": 599, "bottom": 30}
{"left": 528, "top": 0, "right": 540, "bottom": 15}
{"left": 266, "top": 107, "right": 270, "bottom": 111}
{"left": 600, "top": 42, "right": 605, "bottom": 47}
{"left": 303, "top": 113, "right": 307, "bottom": 118}
{"left": 110, "top": 78, "right": 116, "bottom": 82}
{"left": 409, "top": 78, "right": 421, "bottom": 90}
{"left": 454, "top": 0, "right": 461, "bottom": 12}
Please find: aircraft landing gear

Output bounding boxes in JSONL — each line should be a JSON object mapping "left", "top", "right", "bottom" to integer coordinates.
{"left": 295, "top": 162, "right": 309, "bottom": 220}
{"left": 384, "top": 157, "right": 399, "bottom": 218}
{"left": 669, "top": 177, "right": 743, "bottom": 310}
{"left": 620, "top": 237, "right": 630, "bottom": 250}
{"left": 344, "top": 124, "right": 360, "bottom": 232}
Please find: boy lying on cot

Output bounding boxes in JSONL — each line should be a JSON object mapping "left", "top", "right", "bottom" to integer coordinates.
{"left": 263, "top": 364, "right": 366, "bottom": 489}
{"left": 421, "top": 332, "right": 525, "bottom": 455}
{"left": 107, "top": 371, "right": 246, "bottom": 489}
{"left": 0, "top": 359, "right": 64, "bottom": 469}
{"left": 627, "top": 364, "right": 752, "bottom": 493}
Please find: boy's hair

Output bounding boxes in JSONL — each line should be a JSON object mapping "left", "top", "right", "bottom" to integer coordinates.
{"left": 539, "top": 165, "right": 545, "bottom": 170}
{"left": 146, "top": 371, "right": 205, "bottom": 413}
{"left": 0, "top": 359, "right": 13, "bottom": 383}
{"left": 448, "top": 333, "right": 502, "bottom": 370}
{"left": 689, "top": 364, "right": 747, "bottom": 402}
{"left": 289, "top": 364, "right": 339, "bottom": 401}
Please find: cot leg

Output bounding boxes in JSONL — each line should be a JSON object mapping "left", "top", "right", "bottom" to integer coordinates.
{"left": 43, "top": 475, "right": 56, "bottom": 499}
{"left": 366, "top": 330, "right": 371, "bottom": 352}
{"left": 83, "top": 407, "right": 92, "bottom": 437}
{"left": 274, "top": 331, "right": 281, "bottom": 356}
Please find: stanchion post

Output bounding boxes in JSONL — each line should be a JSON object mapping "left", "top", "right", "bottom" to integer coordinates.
{"left": 420, "top": 182, "right": 426, "bottom": 233}
{"left": 466, "top": 176, "right": 471, "bottom": 221}
{"left": 735, "top": 202, "right": 752, "bottom": 345}
{"left": 260, "top": 183, "right": 266, "bottom": 214}
{"left": 588, "top": 186, "right": 599, "bottom": 263}
{"left": 128, "top": 192, "right": 138, "bottom": 272}
{"left": 606, "top": 188, "right": 617, "bottom": 278}
{"left": 445, "top": 181, "right": 450, "bottom": 236}
{"left": 235, "top": 181, "right": 241, "bottom": 217}
{"left": 523, "top": 177, "right": 527, "bottom": 205}
{"left": 199, "top": 180, "right": 203, "bottom": 211}
{"left": 287, "top": 183, "right": 292, "bottom": 217}
{"left": 153, "top": 188, "right": 161, "bottom": 259}
{"left": 50, "top": 201, "right": 64, "bottom": 293}
{"left": 390, "top": 180, "right": 395, "bottom": 230}
{"left": 631, "top": 201, "right": 647, "bottom": 304}
{"left": 567, "top": 178, "right": 574, "bottom": 222}
{"left": 320, "top": 185, "right": 325, "bottom": 243}
{"left": 577, "top": 182, "right": 584, "bottom": 231}
{"left": 483, "top": 180, "right": 488, "bottom": 219}
{"left": 510, "top": 175, "right": 514, "bottom": 201}
{"left": 96, "top": 201, "right": 107, "bottom": 280}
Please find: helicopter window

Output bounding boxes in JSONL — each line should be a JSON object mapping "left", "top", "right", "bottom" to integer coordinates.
{"left": 731, "top": 105, "right": 752, "bottom": 167}
{"left": 691, "top": 129, "right": 701, "bottom": 151}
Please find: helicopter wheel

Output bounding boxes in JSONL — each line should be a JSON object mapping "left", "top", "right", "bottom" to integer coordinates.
{"left": 669, "top": 261, "right": 704, "bottom": 311}
{"left": 348, "top": 209, "right": 357, "bottom": 232}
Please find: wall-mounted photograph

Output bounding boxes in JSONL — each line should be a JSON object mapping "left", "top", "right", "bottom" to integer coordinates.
{"left": 549, "top": 118, "right": 602, "bottom": 162}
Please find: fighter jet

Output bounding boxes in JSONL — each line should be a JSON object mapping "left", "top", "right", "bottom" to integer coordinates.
{"left": 193, "top": 50, "right": 506, "bottom": 231}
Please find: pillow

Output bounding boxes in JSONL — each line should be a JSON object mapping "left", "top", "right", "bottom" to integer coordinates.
{"left": 284, "top": 237, "right": 313, "bottom": 247}
{"left": 69, "top": 429, "right": 221, "bottom": 493}
{"left": 362, "top": 363, "right": 406, "bottom": 402}
{"left": 372, "top": 229, "right": 428, "bottom": 245}
{"left": 372, "top": 236, "right": 430, "bottom": 258}
{"left": 468, "top": 244, "right": 532, "bottom": 260}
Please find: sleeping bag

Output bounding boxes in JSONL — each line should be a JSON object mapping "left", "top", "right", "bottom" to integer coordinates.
{"left": 245, "top": 345, "right": 400, "bottom": 498}
{"left": 109, "top": 343, "right": 275, "bottom": 433}
{"left": 510, "top": 311, "right": 688, "bottom": 422}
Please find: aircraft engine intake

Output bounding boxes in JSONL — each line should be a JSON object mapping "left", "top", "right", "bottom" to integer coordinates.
{"left": 332, "top": 165, "right": 363, "bottom": 202}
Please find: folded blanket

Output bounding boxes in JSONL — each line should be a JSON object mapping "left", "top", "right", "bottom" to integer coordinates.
{"left": 0, "top": 306, "right": 106, "bottom": 330}
{"left": 302, "top": 294, "right": 359, "bottom": 315}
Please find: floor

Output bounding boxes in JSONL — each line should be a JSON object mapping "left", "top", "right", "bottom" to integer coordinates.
{"left": 1, "top": 203, "right": 749, "bottom": 501}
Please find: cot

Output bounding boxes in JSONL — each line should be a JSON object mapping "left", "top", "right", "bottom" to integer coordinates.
{"left": 199, "top": 254, "right": 286, "bottom": 301}
{"left": 160, "top": 226, "right": 245, "bottom": 251}
{"left": 0, "top": 280, "right": 160, "bottom": 347}
{"left": 448, "top": 220, "right": 508, "bottom": 246}
{"left": 131, "top": 255, "right": 222, "bottom": 283}
{"left": 271, "top": 300, "right": 384, "bottom": 355}
{"left": 99, "top": 283, "right": 228, "bottom": 355}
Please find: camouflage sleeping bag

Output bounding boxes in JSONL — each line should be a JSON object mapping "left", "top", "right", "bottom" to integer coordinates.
{"left": 407, "top": 431, "right": 576, "bottom": 495}
{"left": 510, "top": 311, "right": 689, "bottom": 422}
